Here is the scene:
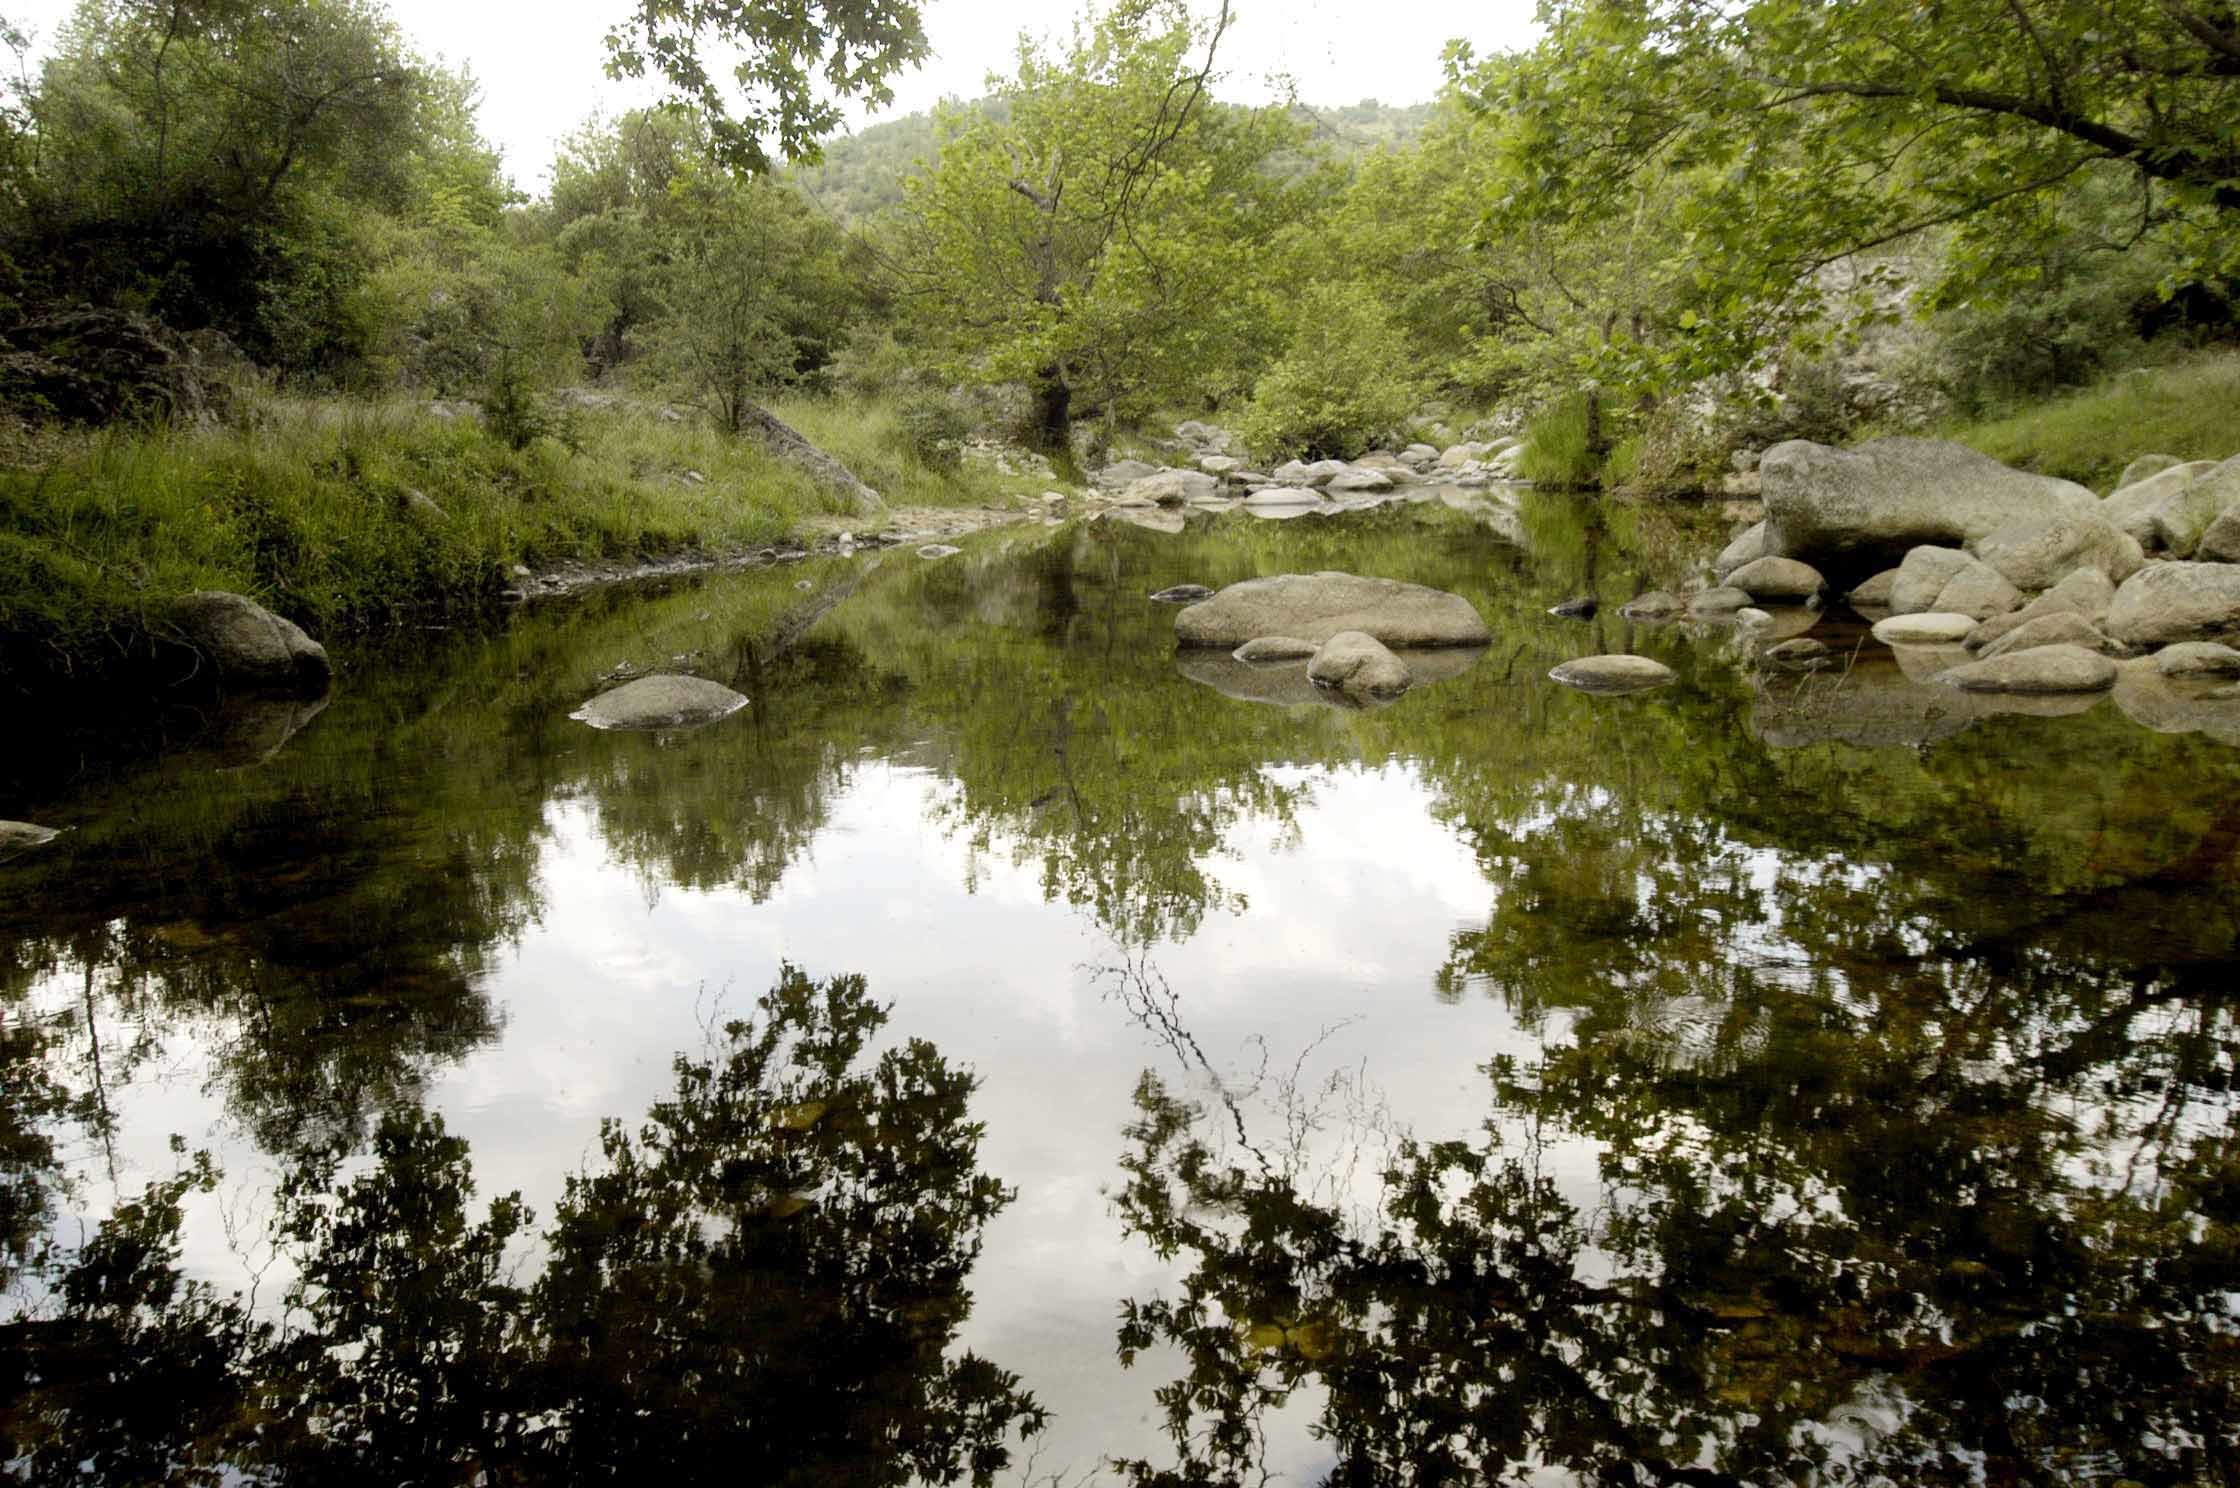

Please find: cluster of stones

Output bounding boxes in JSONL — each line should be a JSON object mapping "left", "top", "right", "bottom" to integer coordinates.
{"left": 1671, "top": 439, "right": 2240, "bottom": 734}
{"left": 1090, "top": 420, "right": 1527, "bottom": 521}
{"left": 1168, "top": 572, "right": 1493, "bottom": 706}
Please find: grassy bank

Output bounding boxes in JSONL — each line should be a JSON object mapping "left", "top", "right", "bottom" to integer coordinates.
{"left": 0, "top": 392, "right": 1047, "bottom": 689}
{"left": 1941, "top": 351, "right": 2240, "bottom": 490}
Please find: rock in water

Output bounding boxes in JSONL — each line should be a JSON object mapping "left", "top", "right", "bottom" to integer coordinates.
{"left": 1872, "top": 612, "right": 1980, "bottom": 646}
{"left": 1549, "top": 655, "right": 1677, "bottom": 695}
{"left": 1150, "top": 584, "right": 1216, "bottom": 604}
{"left": 572, "top": 674, "right": 748, "bottom": 731}
{"left": 1974, "top": 612, "right": 2119, "bottom": 661}
{"left": 2105, "top": 562, "right": 2240, "bottom": 645}
{"left": 1621, "top": 590, "right": 1685, "bottom": 619}
{"left": 1713, "top": 521, "right": 1768, "bottom": 582}
{"left": 2154, "top": 641, "right": 2240, "bottom": 678}
{"left": 1232, "top": 636, "right": 1320, "bottom": 662}
{"left": 1966, "top": 568, "right": 2119, "bottom": 650}
{"left": 1306, "top": 631, "right": 1412, "bottom": 698}
{"left": 1726, "top": 556, "right": 1826, "bottom": 601}
{"left": 1933, "top": 644, "right": 2119, "bottom": 694}
{"left": 1123, "top": 469, "right": 1222, "bottom": 506}
{"left": 1760, "top": 437, "right": 2099, "bottom": 569}
{"left": 1888, "top": 547, "right": 1976, "bottom": 614}
{"left": 167, "top": 591, "right": 332, "bottom": 691}
{"left": 1548, "top": 597, "right": 1599, "bottom": 619}
{"left": 1848, "top": 569, "right": 1900, "bottom": 608}
{"left": 1174, "top": 572, "right": 1490, "bottom": 648}
{"left": 0, "top": 821, "right": 61, "bottom": 856}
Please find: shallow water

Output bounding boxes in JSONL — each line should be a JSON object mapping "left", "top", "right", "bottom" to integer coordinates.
{"left": 3, "top": 497, "right": 2237, "bottom": 1486}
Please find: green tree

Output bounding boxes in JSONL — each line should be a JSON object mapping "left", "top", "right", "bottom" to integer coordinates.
{"left": 888, "top": 0, "right": 1305, "bottom": 450}
{"left": 1476, "top": 0, "right": 2240, "bottom": 374}
{"left": 602, "top": 0, "right": 930, "bottom": 174}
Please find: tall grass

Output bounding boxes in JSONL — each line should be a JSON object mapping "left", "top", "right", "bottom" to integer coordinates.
{"left": 1941, "top": 351, "right": 2240, "bottom": 490}
{"left": 0, "top": 391, "right": 1046, "bottom": 687}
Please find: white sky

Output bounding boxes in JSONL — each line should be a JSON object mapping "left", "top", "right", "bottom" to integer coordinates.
{"left": 6, "top": 0, "right": 1540, "bottom": 190}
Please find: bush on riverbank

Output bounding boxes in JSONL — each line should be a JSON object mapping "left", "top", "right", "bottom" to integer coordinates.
{"left": 0, "top": 392, "right": 1042, "bottom": 689}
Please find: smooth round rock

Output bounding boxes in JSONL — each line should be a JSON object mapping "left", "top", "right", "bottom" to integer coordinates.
{"left": 1175, "top": 572, "right": 1489, "bottom": 648}
{"left": 1550, "top": 655, "right": 1677, "bottom": 695}
{"left": 2153, "top": 640, "right": 2240, "bottom": 678}
{"left": 572, "top": 674, "right": 749, "bottom": 732}
{"left": 1932, "top": 644, "right": 2119, "bottom": 694}
{"left": 1687, "top": 587, "right": 1751, "bottom": 615}
{"left": 167, "top": 590, "right": 332, "bottom": 691}
{"left": 1873, "top": 613, "right": 1979, "bottom": 646}
{"left": 1306, "top": 631, "right": 1412, "bottom": 698}
{"left": 1725, "top": 556, "right": 1826, "bottom": 601}
{"left": 1621, "top": 590, "right": 1685, "bottom": 619}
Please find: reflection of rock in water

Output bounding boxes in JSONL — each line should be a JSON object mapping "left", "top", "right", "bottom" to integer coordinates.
{"left": 194, "top": 692, "right": 333, "bottom": 771}
{"left": 2112, "top": 657, "right": 2240, "bottom": 746}
{"left": 1176, "top": 646, "right": 1486, "bottom": 710}
{"left": 1753, "top": 653, "right": 2102, "bottom": 749}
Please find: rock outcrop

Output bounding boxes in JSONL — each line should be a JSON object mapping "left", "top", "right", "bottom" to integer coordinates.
{"left": 1760, "top": 437, "right": 2099, "bottom": 570}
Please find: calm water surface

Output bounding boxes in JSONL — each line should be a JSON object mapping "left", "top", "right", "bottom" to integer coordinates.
{"left": 3, "top": 497, "right": 2237, "bottom": 1485}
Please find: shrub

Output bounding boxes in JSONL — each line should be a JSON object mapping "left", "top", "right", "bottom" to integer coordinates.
{"left": 1237, "top": 284, "right": 1422, "bottom": 462}
{"left": 1515, "top": 394, "right": 1604, "bottom": 489}
{"left": 895, "top": 394, "right": 973, "bottom": 471}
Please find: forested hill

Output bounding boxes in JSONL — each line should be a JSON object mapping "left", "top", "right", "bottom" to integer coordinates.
{"left": 791, "top": 98, "right": 1436, "bottom": 223}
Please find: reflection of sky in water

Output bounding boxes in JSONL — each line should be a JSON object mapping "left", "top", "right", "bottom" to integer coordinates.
{"left": 22, "top": 757, "right": 1604, "bottom": 1481}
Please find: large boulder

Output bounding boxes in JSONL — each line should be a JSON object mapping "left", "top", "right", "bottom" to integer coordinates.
{"left": 2102, "top": 459, "right": 2219, "bottom": 545}
{"left": 1125, "top": 469, "right": 1222, "bottom": 506}
{"left": 1965, "top": 567, "right": 2118, "bottom": 650}
{"left": 1549, "top": 655, "right": 1677, "bottom": 694}
{"left": 1761, "top": 437, "right": 2100, "bottom": 571}
{"left": 571, "top": 674, "right": 748, "bottom": 731}
{"left": 166, "top": 591, "right": 331, "bottom": 691}
{"left": 2104, "top": 562, "right": 2240, "bottom": 645}
{"left": 1713, "top": 521, "right": 1769, "bottom": 582}
{"left": 1888, "top": 547, "right": 1976, "bottom": 614}
{"left": 2147, "top": 455, "right": 2240, "bottom": 556}
{"left": 1725, "top": 556, "right": 1826, "bottom": 601}
{"left": 1307, "top": 631, "right": 1412, "bottom": 698}
{"left": 1932, "top": 644, "right": 2119, "bottom": 694}
{"left": 2198, "top": 505, "right": 2240, "bottom": 564}
{"left": 1975, "top": 611, "right": 2120, "bottom": 661}
{"left": 2111, "top": 454, "right": 2184, "bottom": 494}
{"left": 1174, "top": 572, "right": 1490, "bottom": 648}
{"left": 1970, "top": 511, "right": 2144, "bottom": 591}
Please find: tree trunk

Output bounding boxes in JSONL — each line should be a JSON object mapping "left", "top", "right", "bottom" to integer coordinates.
{"left": 1031, "top": 365, "right": 1072, "bottom": 455}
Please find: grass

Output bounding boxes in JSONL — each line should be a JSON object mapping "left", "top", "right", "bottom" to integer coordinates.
{"left": 1939, "top": 350, "right": 2240, "bottom": 490}
{"left": 1515, "top": 394, "right": 1611, "bottom": 490}
{"left": 0, "top": 389, "right": 1053, "bottom": 688}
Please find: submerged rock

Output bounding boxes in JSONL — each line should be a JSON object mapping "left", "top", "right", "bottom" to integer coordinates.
{"left": 1174, "top": 572, "right": 1490, "bottom": 648}
{"left": 167, "top": 590, "right": 332, "bottom": 692}
{"left": 572, "top": 674, "right": 748, "bottom": 732}
{"left": 1150, "top": 584, "right": 1216, "bottom": 604}
{"left": 2111, "top": 657, "right": 2240, "bottom": 745}
{"left": 1307, "top": 631, "right": 1412, "bottom": 698}
{"left": 1761, "top": 437, "right": 2099, "bottom": 569}
{"left": 1621, "top": 590, "right": 1685, "bottom": 620}
{"left": 1175, "top": 646, "right": 1482, "bottom": 709}
{"left": 1232, "top": 635, "right": 1319, "bottom": 662}
{"left": 1933, "top": 644, "right": 2118, "bottom": 694}
{"left": 1549, "top": 654, "right": 1677, "bottom": 695}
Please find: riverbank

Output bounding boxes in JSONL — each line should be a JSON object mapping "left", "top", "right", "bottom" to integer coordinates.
{"left": 0, "top": 391, "right": 1053, "bottom": 691}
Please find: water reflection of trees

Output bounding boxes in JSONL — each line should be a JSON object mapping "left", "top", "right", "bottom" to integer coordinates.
{"left": 1107, "top": 932, "right": 2240, "bottom": 1487}
{"left": 0, "top": 968, "right": 1043, "bottom": 1486}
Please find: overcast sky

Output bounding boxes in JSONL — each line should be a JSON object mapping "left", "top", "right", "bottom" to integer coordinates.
{"left": 7, "top": 0, "right": 1541, "bottom": 190}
